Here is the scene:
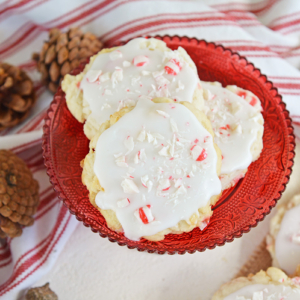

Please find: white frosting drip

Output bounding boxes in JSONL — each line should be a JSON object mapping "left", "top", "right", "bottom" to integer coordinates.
{"left": 223, "top": 283, "right": 300, "bottom": 300}
{"left": 276, "top": 204, "right": 300, "bottom": 275}
{"left": 94, "top": 100, "right": 221, "bottom": 241}
{"left": 80, "top": 38, "right": 198, "bottom": 125}
{"left": 202, "top": 82, "right": 264, "bottom": 174}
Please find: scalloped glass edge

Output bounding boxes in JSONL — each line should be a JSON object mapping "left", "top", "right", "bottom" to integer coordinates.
{"left": 42, "top": 35, "right": 295, "bottom": 255}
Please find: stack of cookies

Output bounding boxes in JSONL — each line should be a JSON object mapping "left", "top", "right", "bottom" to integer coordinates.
{"left": 62, "top": 37, "right": 264, "bottom": 242}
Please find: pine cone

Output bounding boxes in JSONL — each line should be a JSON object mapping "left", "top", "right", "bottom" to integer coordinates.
{"left": 0, "top": 63, "right": 36, "bottom": 131}
{"left": 0, "top": 150, "right": 39, "bottom": 238}
{"left": 26, "top": 283, "right": 58, "bottom": 300}
{"left": 33, "top": 27, "right": 103, "bottom": 93}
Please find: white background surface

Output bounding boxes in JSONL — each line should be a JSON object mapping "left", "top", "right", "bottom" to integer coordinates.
{"left": 34, "top": 145, "right": 300, "bottom": 300}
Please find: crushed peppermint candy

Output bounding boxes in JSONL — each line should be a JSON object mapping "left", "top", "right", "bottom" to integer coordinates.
{"left": 86, "top": 70, "right": 102, "bottom": 83}
{"left": 123, "top": 60, "right": 131, "bottom": 67}
{"left": 157, "top": 179, "right": 171, "bottom": 191}
{"left": 117, "top": 198, "right": 130, "bottom": 208}
{"left": 121, "top": 179, "right": 139, "bottom": 194}
{"left": 109, "top": 50, "right": 123, "bottom": 60}
{"left": 191, "top": 145, "right": 207, "bottom": 161}
{"left": 133, "top": 55, "right": 149, "bottom": 67}
{"left": 134, "top": 205, "right": 154, "bottom": 224}
{"left": 164, "top": 58, "right": 182, "bottom": 75}
{"left": 115, "top": 155, "right": 128, "bottom": 167}
{"left": 156, "top": 110, "right": 170, "bottom": 118}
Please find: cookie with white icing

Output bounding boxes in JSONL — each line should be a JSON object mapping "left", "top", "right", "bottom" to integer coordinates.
{"left": 267, "top": 194, "right": 300, "bottom": 275}
{"left": 202, "top": 82, "right": 264, "bottom": 191}
{"left": 81, "top": 98, "right": 222, "bottom": 241}
{"left": 212, "top": 267, "right": 300, "bottom": 300}
{"left": 62, "top": 37, "right": 204, "bottom": 140}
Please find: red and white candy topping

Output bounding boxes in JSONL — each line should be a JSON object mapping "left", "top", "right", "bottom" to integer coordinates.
{"left": 94, "top": 100, "right": 221, "bottom": 240}
{"left": 132, "top": 55, "right": 149, "bottom": 67}
{"left": 164, "top": 58, "right": 182, "bottom": 75}
{"left": 202, "top": 82, "right": 264, "bottom": 190}
{"left": 134, "top": 205, "right": 154, "bottom": 224}
{"left": 80, "top": 38, "right": 199, "bottom": 127}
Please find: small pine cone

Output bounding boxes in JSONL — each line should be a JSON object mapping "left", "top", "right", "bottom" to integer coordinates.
{"left": 0, "top": 150, "right": 39, "bottom": 238}
{"left": 33, "top": 27, "right": 103, "bottom": 93}
{"left": 0, "top": 63, "right": 36, "bottom": 131}
{"left": 26, "top": 283, "right": 58, "bottom": 300}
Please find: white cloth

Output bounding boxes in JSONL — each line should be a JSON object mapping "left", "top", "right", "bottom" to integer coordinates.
{"left": 0, "top": 0, "right": 300, "bottom": 299}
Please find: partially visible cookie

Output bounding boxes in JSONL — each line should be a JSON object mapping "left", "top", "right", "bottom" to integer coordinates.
{"left": 62, "top": 37, "right": 204, "bottom": 140}
{"left": 267, "top": 194, "right": 300, "bottom": 275}
{"left": 212, "top": 267, "right": 300, "bottom": 300}
{"left": 202, "top": 82, "right": 264, "bottom": 190}
{"left": 81, "top": 97, "right": 222, "bottom": 241}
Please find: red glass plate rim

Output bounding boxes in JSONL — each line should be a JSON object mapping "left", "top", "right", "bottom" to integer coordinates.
{"left": 42, "top": 35, "right": 295, "bottom": 255}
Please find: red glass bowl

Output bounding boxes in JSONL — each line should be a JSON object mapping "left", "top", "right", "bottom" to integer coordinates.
{"left": 42, "top": 36, "right": 295, "bottom": 254}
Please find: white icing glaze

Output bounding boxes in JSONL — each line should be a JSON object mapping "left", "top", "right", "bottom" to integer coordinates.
{"left": 202, "top": 82, "right": 264, "bottom": 175}
{"left": 223, "top": 283, "right": 300, "bottom": 300}
{"left": 94, "top": 100, "right": 221, "bottom": 241}
{"left": 80, "top": 38, "right": 198, "bottom": 126}
{"left": 276, "top": 204, "right": 300, "bottom": 275}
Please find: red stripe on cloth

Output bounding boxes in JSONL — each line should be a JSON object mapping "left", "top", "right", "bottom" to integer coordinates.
{"left": 10, "top": 138, "right": 42, "bottom": 154}
{"left": 47, "top": 0, "right": 118, "bottom": 29}
{"left": 269, "top": 76, "right": 300, "bottom": 80}
{"left": 0, "top": 0, "right": 33, "bottom": 17}
{"left": 0, "top": 0, "right": 46, "bottom": 23}
{"left": 39, "top": 186, "right": 53, "bottom": 198}
{"left": 18, "top": 60, "right": 37, "bottom": 71}
{"left": 105, "top": 18, "right": 239, "bottom": 46}
{"left": 293, "top": 121, "right": 300, "bottom": 126}
{"left": 0, "top": 233, "right": 50, "bottom": 271}
{"left": 0, "top": 207, "right": 70, "bottom": 295}
{"left": 100, "top": 11, "right": 230, "bottom": 40}
{"left": 0, "top": 258, "right": 12, "bottom": 269}
{"left": 17, "top": 108, "right": 47, "bottom": 134}
{"left": 0, "top": 0, "right": 117, "bottom": 59}
{"left": 0, "top": 21, "right": 35, "bottom": 51}
{"left": 212, "top": 0, "right": 280, "bottom": 15}
{"left": 0, "top": 248, "right": 11, "bottom": 261}
{"left": 279, "top": 92, "right": 300, "bottom": 96}
{"left": 268, "top": 10, "right": 300, "bottom": 28}
{"left": 41, "top": 0, "right": 106, "bottom": 27}
{"left": 26, "top": 157, "right": 45, "bottom": 169}
{"left": 35, "top": 199, "right": 59, "bottom": 221}
{"left": 272, "top": 82, "right": 300, "bottom": 89}
{"left": 280, "top": 23, "right": 300, "bottom": 35}
{"left": 30, "top": 164, "right": 46, "bottom": 174}
{"left": 0, "top": 25, "right": 41, "bottom": 60}
{"left": 36, "top": 192, "right": 57, "bottom": 213}
{"left": 270, "top": 17, "right": 300, "bottom": 32}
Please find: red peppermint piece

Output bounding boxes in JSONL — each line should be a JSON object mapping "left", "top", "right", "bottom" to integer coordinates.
{"left": 164, "top": 58, "right": 182, "bottom": 75}
{"left": 196, "top": 149, "right": 207, "bottom": 161}
{"left": 237, "top": 90, "right": 247, "bottom": 99}
{"left": 249, "top": 96, "right": 257, "bottom": 106}
{"left": 137, "top": 205, "right": 154, "bottom": 224}
{"left": 133, "top": 55, "right": 149, "bottom": 67}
